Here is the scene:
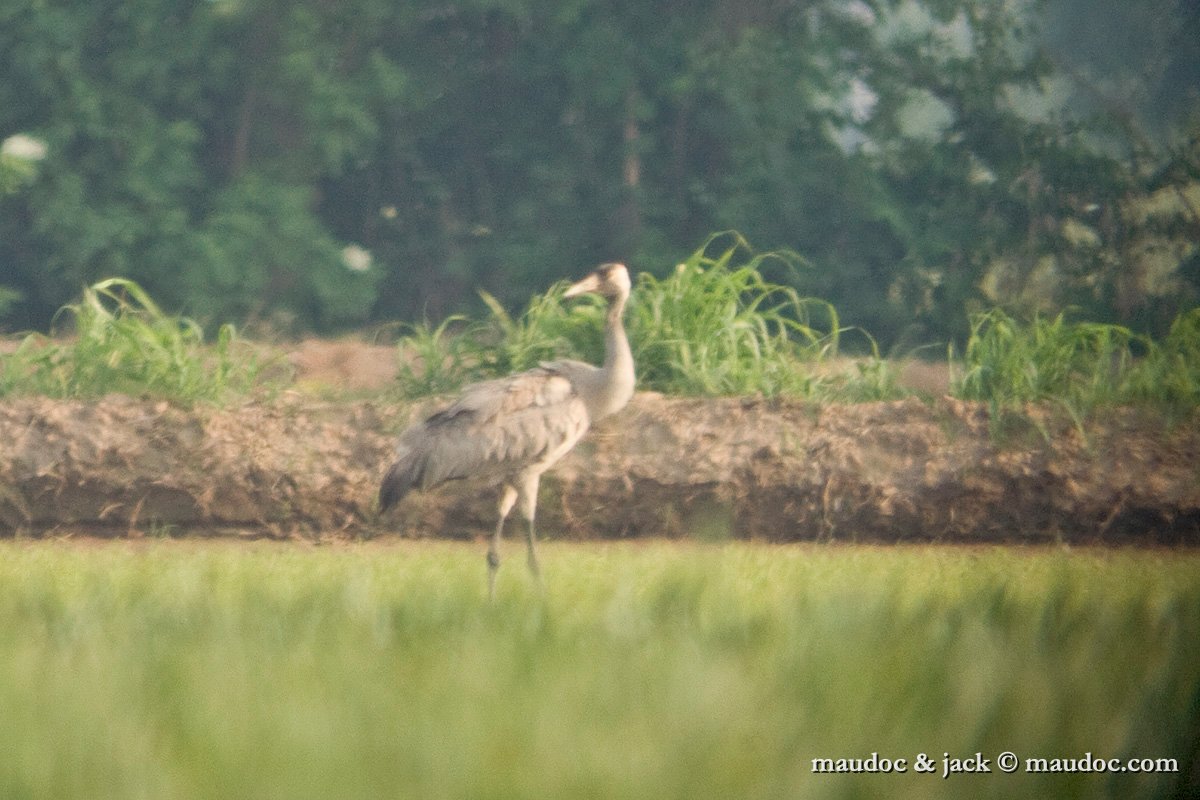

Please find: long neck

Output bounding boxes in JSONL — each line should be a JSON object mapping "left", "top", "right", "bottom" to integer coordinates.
{"left": 592, "top": 291, "right": 635, "bottom": 420}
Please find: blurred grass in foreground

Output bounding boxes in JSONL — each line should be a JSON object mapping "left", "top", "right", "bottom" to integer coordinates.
{"left": 0, "top": 541, "right": 1195, "bottom": 800}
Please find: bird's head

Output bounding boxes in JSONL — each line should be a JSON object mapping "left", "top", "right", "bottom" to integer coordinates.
{"left": 563, "top": 263, "right": 631, "bottom": 301}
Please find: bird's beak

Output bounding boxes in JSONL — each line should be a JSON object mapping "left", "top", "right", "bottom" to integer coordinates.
{"left": 563, "top": 273, "right": 602, "bottom": 299}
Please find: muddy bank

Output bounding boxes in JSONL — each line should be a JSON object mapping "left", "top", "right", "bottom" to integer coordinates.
{"left": 0, "top": 394, "right": 1196, "bottom": 543}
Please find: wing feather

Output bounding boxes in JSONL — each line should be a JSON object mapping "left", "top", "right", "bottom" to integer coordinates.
{"left": 379, "top": 366, "right": 590, "bottom": 508}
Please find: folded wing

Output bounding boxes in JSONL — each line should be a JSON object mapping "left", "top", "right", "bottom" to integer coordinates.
{"left": 379, "top": 366, "right": 591, "bottom": 510}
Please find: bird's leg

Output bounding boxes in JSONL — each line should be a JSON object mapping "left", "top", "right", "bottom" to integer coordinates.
{"left": 525, "top": 517, "right": 541, "bottom": 584}
{"left": 489, "top": 485, "right": 518, "bottom": 600}
{"left": 518, "top": 474, "right": 542, "bottom": 587}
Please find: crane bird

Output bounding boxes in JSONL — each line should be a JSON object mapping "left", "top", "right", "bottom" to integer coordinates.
{"left": 379, "top": 263, "right": 635, "bottom": 597}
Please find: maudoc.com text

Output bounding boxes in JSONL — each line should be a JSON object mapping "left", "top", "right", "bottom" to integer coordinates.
{"left": 810, "top": 751, "right": 1179, "bottom": 779}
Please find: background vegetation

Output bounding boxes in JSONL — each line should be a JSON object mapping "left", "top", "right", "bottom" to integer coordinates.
{"left": 0, "top": 541, "right": 1195, "bottom": 800}
{"left": 1, "top": 0, "right": 1198, "bottom": 348}
{"left": 3, "top": 255, "right": 1198, "bottom": 424}
{"left": 0, "top": 277, "right": 262, "bottom": 403}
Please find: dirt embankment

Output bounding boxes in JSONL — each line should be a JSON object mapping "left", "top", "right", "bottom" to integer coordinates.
{"left": 0, "top": 392, "right": 1196, "bottom": 544}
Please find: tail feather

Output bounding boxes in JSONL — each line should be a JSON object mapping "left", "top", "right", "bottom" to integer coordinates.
{"left": 378, "top": 454, "right": 421, "bottom": 512}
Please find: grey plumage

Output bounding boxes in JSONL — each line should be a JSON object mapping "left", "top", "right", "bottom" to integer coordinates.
{"left": 379, "top": 263, "right": 635, "bottom": 597}
{"left": 378, "top": 368, "right": 590, "bottom": 508}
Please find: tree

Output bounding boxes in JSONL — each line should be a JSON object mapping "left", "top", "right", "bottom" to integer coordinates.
{"left": 0, "top": 0, "right": 377, "bottom": 333}
{"left": 1, "top": 0, "right": 1195, "bottom": 343}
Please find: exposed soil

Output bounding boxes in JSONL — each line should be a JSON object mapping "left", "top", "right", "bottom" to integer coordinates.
{"left": 1, "top": 386, "right": 1196, "bottom": 544}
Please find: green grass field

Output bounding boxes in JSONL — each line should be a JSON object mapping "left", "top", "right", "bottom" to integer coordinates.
{"left": 0, "top": 541, "right": 1196, "bottom": 800}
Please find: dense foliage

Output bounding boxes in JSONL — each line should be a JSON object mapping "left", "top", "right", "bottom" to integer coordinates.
{"left": 1, "top": 0, "right": 1198, "bottom": 344}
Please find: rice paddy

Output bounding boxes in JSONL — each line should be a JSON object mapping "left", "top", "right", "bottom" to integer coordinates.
{"left": 0, "top": 540, "right": 1195, "bottom": 800}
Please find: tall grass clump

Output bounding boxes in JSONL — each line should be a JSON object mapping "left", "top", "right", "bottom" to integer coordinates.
{"left": 954, "top": 309, "right": 1141, "bottom": 416}
{"left": 392, "top": 315, "right": 478, "bottom": 400}
{"left": 472, "top": 287, "right": 590, "bottom": 376}
{"left": 630, "top": 233, "right": 839, "bottom": 396}
{"left": 1127, "top": 307, "right": 1200, "bottom": 414}
{"left": 392, "top": 288, "right": 589, "bottom": 399}
{"left": 953, "top": 307, "right": 1200, "bottom": 431}
{"left": 394, "top": 232, "right": 902, "bottom": 401}
{"left": 0, "top": 278, "right": 262, "bottom": 403}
